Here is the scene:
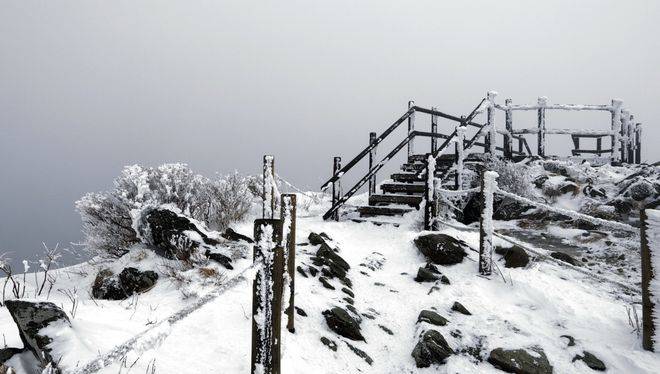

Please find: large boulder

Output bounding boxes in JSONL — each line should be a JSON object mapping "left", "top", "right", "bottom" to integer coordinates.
{"left": 92, "top": 267, "right": 158, "bottom": 300}
{"left": 414, "top": 234, "right": 468, "bottom": 265}
{"left": 495, "top": 245, "right": 530, "bottom": 268}
{"left": 488, "top": 347, "right": 553, "bottom": 374}
{"left": 461, "top": 194, "right": 534, "bottom": 224}
{"left": 550, "top": 252, "right": 581, "bottom": 267}
{"left": 572, "top": 351, "right": 606, "bottom": 371}
{"left": 417, "top": 310, "right": 449, "bottom": 326}
{"left": 0, "top": 348, "right": 23, "bottom": 364}
{"left": 411, "top": 330, "right": 454, "bottom": 368}
{"left": 323, "top": 307, "right": 364, "bottom": 341}
{"left": 4, "top": 300, "right": 71, "bottom": 368}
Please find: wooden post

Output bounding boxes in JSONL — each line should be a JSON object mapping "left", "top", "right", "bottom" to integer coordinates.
{"left": 407, "top": 100, "right": 415, "bottom": 160}
{"left": 368, "top": 132, "right": 377, "bottom": 196}
{"left": 331, "top": 157, "right": 342, "bottom": 221}
{"left": 424, "top": 155, "right": 437, "bottom": 231}
{"left": 596, "top": 137, "right": 602, "bottom": 157}
{"left": 262, "top": 155, "right": 276, "bottom": 219}
{"left": 280, "top": 194, "right": 297, "bottom": 333}
{"left": 621, "top": 109, "right": 630, "bottom": 163}
{"left": 455, "top": 126, "right": 465, "bottom": 190}
{"left": 479, "top": 171, "right": 498, "bottom": 276}
{"left": 252, "top": 219, "right": 285, "bottom": 374}
{"left": 518, "top": 137, "right": 523, "bottom": 154}
{"left": 486, "top": 91, "right": 497, "bottom": 156}
{"left": 627, "top": 114, "right": 635, "bottom": 163}
{"left": 572, "top": 136, "right": 580, "bottom": 156}
{"left": 611, "top": 99, "right": 623, "bottom": 164}
{"left": 537, "top": 96, "right": 547, "bottom": 158}
{"left": 431, "top": 106, "right": 438, "bottom": 154}
{"left": 635, "top": 123, "right": 642, "bottom": 164}
{"left": 504, "top": 98, "right": 513, "bottom": 159}
{"left": 641, "top": 209, "right": 660, "bottom": 351}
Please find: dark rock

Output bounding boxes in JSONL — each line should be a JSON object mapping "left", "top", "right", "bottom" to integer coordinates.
{"left": 319, "top": 277, "right": 335, "bottom": 290}
{"left": 205, "top": 250, "right": 233, "bottom": 269}
{"left": 309, "top": 232, "right": 331, "bottom": 246}
{"left": 296, "top": 266, "right": 308, "bottom": 278}
{"left": 345, "top": 305, "right": 361, "bottom": 319}
{"left": 550, "top": 252, "right": 581, "bottom": 266}
{"left": 451, "top": 302, "right": 471, "bottom": 315}
{"left": 626, "top": 180, "right": 656, "bottom": 201}
{"left": 411, "top": 330, "right": 454, "bottom": 368}
{"left": 424, "top": 263, "right": 441, "bottom": 274}
{"left": 487, "top": 347, "right": 553, "bottom": 374}
{"left": 417, "top": 310, "right": 449, "bottom": 326}
{"left": 574, "top": 219, "right": 600, "bottom": 231}
{"left": 92, "top": 269, "right": 126, "bottom": 300}
{"left": 341, "top": 287, "right": 355, "bottom": 298}
{"left": 345, "top": 342, "right": 373, "bottom": 365}
{"left": 0, "top": 348, "right": 23, "bottom": 364}
{"left": 560, "top": 335, "right": 576, "bottom": 347}
{"left": 320, "top": 337, "right": 337, "bottom": 352}
{"left": 316, "top": 244, "right": 350, "bottom": 271}
{"left": 543, "top": 161, "right": 570, "bottom": 176}
{"left": 414, "top": 234, "right": 468, "bottom": 265}
{"left": 460, "top": 194, "right": 482, "bottom": 225}
{"left": 440, "top": 275, "right": 451, "bottom": 285}
{"left": 118, "top": 267, "right": 158, "bottom": 294}
{"left": 493, "top": 196, "right": 536, "bottom": 221}
{"left": 92, "top": 268, "right": 158, "bottom": 300}
{"left": 572, "top": 351, "right": 606, "bottom": 371}
{"left": 378, "top": 324, "right": 394, "bottom": 335}
{"left": 139, "top": 208, "right": 210, "bottom": 260}
{"left": 583, "top": 185, "right": 606, "bottom": 199}
{"left": 361, "top": 313, "right": 376, "bottom": 320}
{"left": 609, "top": 198, "right": 633, "bottom": 215}
{"left": 343, "top": 297, "right": 354, "bottom": 305}
{"left": 495, "top": 245, "right": 530, "bottom": 268}
{"left": 295, "top": 307, "right": 308, "bottom": 317}
{"left": 221, "top": 228, "right": 253, "bottom": 243}
{"left": 558, "top": 181, "right": 579, "bottom": 195}
{"left": 414, "top": 267, "right": 441, "bottom": 283}
{"left": 323, "top": 307, "right": 364, "bottom": 341}
{"left": 4, "top": 300, "right": 71, "bottom": 367}
{"left": 308, "top": 266, "right": 319, "bottom": 277}
{"left": 534, "top": 175, "right": 549, "bottom": 189}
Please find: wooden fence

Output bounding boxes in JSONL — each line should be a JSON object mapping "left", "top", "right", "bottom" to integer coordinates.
{"left": 641, "top": 208, "right": 660, "bottom": 351}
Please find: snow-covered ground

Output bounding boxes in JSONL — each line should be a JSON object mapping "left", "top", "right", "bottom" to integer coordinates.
{"left": 2, "top": 194, "right": 660, "bottom": 373}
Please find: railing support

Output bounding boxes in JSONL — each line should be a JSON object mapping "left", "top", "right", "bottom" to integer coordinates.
{"left": 431, "top": 106, "right": 438, "bottom": 154}
{"left": 407, "top": 100, "right": 416, "bottom": 160}
{"left": 621, "top": 109, "right": 630, "bottom": 163}
{"left": 280, "top": 194, "right": 297, "bottom": 333}
{"left": 627, "top": 114, "right": 635, "bottom": 163}
{"left": 635, "top": 123, "right": 642, "bottom": 164}
{"left": 424, "top": 155, "right": 437, "bottom": 231}
{"left": 479, "top": 171, "right": 498, "bottom": 276}
{"left": 262, "top": 155, "right": 276, "bottom": 219}
{"left": 331, "top": 157, "right": 342, "bottom": 221}
{"left": 252, "top": 219, "right": 285, "bottom": 374}
{"left": 368, "top": 132, "right": 377, "bottom": 196}
{"left": 611, "top": 99, "right": 623, "bottom": 163}
{"left": 641, "top": 209, "right": 658, "bottom": 351}
{"left": 486, "top": 91, "right": 497, "bottom": 156}
{"left": 537, "top": 97, "right": 547, "bottom": 157}
{"left": 504, "top": 98, "right": 513, "bottom": 159}
{"left": 455, "top": 126, "right": 465, "bottom": 190}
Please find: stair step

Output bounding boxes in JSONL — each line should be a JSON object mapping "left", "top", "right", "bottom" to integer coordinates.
{"left": 369, "top": 194, "right": 423, "bottom": 207}
{"left": 356, "top": 205, "right": 414, "bottom": 217}
{"left": 408, "top": 154, "right": 431, "bottom": 162}
{"left": 390, "top": 173, "right": 430, "bottom": 183}
{"left": 380, "top": 183, "right": 425, "bottom": 194}
{"left": 350, "top": 218, "right": 401, "bottom": 227}
{"left": 401, "top": 163, "right": 452, "bottom": 172}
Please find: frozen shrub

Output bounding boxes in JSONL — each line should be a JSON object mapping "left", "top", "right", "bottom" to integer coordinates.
{"left": 76, "top": 163, "right": 256, "bottom": 257}
{"left": 485, "top": 159, "right": 532, "bottom": 198}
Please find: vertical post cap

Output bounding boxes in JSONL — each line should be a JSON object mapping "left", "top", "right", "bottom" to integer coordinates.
{"left": 537, "top": 96, "right": 548, "bottom": 105}
{"left": 408, "top": 100, "right": 415, "bottom": 108}
{"left": 486, "top": 91, "right": 498, "bottom": 100}
{"left": 611, "top": 99, "right": 623, "bottom": 108}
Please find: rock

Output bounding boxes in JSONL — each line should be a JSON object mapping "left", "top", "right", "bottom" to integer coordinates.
{"left": 319, "top": 277, "right": 335, "bottom": 290}
{"left": 378, "top": 324, "right": 394, "bottom": 335}
{"left": 295, "top": 306, "right": 308, "bottom": 317}
{"left": 550, "top": 252, "right": 581, "bottom": 266}
{"left": 316, "top": 244, "right": 350, "bottom": 271}
{"left": 558, "top": 181, "right": 579, "bottom": 195}
{"left": 451, "top": 302, "right": 471, "bottom": 315}
{"left": 417, "top": 310, "right": 449, "bottom": 326}
{"left": 493, "top": 196, "right": 535, "bottom": 221}
{"left": 495, "top": 245, "right": 530, "bottom": 268}
{"left": 323, "top": 307, "right": 364, "bottom": 341}
{"left": 4, "top": 300, "right": 71, "bottom": 367}
{"left": 92, "top": 267, "right": 158, "bottom": 300}
{"left": 221, "top": 228, "right": 253, "bottom": 243}
{"left": 341, "top": 287, "right": 355, "bottom": 298}
{"left": 560, "top": 335, "right": 576, "bottom": 347}
{"left": 345, "top": 342, "right": 373, "bottom": 365}
{"left": 118, "top": 267, "right": 158, "bottom": 294}
{"left": 320, "top": 337, "right": 338, "bottom": 352}
{"left": 411, "top": 330, "right": 454, "bottom": 368}
{"left": 137, "top": 208, "right": 212, "bottom": 260}
{"left": 627, "top": 180, "right": 656, "bottom": 201}
{"left": 534, "top": 175, "right": 549, "bottom": 189}
{"left": 309, "top": 232, "right": 331, "bottom": 246}
{"left": 460, "top": 194, "right": 482, "bottom": 225}
{"left": 543, "top": 161, "right": 570, "bottom": 177}
{"left": 414, "top": 267, "right": 441, "bottom": 283}
{"left": 487, "top": 347, "right": 553, "bottom": 374}
{"left": 296, "top": 266, "right": 308, "bottom": 278}
{"left": 0, "top": 348, "right": 23, "bottom": 364}
{"left": 583, "top": 185, "right": 606, "bottom": 199}
{"left": 92, "top": 269, "right": 126, "bottom": 300}
{"left": 609, "top": 198, "right": 633, "bottom": 215}
{"left": 572, "top": 351, "right": 606, "bottom": 371}
{"left": 205, "top": 250, "right": 233, "bottom": 269}
{"left": 414, "top": 234, "right": 468, "bottom": 265}
{"left": 440, "top": 275, "right": 451, "bottom": 285}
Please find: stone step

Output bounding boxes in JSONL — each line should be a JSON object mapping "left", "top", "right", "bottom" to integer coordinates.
{"left": 369, "top": 194, "right": 423, "bottom": 207}
{"left": 380, "top": 183, "right": 425, "bottom": 194}
{"left": 356, "top": 205, "right": 414, "bottom": 217}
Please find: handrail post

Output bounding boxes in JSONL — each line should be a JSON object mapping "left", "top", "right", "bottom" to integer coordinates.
{"left": 518, "top": 137, "right": 523, "bottom": 154}
{"left": 611, "top": 99, "right": 623, "bottom": 164}
{"left": 621, "top": 109, "right": 630, "bottom": 163}
{"left": 262, "top": 155, "right": 276, "bottom": 219}
{"left": 486, "top": 91, "right": 497, "bottom": 156}
{"left": 627, "top": 114, "right": 635, "bottom": 163}
{"left": 431, "top": 106, "right": 438, "bottom": 154}
{"left": 479, "top": 171, "right": 498, "bottom": 276}
{"left": 252, "top": 219, "right": 285, "bottom": 374}
{"left": 424, "top": 155, "right": 437, "bottom": 231}
{"left": 331, "top": 157, "right": 342, "bottom": 221}
{"left": 640, "top": 209, "right": 657, "bottom": 351}
{"left": 407, "top": 100, "right": 415, "bottom": 160}
{"left": 368, "top": 132, "right": 377, "bottom": 196}
{"left": 280, "top": 194, "right": 297, "bottom": 333}
{"left": 455, "top": 126, "right": 465, "bottom": 190}
{"left": 537, "top": 96, "right": 547, "bottom": 158}
{"left": 635, "top": 123, "right": 642, "bottom": 164}
{"left": 504, "top": 98, "right": 513, "bottom": 159}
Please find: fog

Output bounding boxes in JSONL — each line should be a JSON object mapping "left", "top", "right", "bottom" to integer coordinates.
{"left": 1, "top": 0, "right": 658, "bottom": 268}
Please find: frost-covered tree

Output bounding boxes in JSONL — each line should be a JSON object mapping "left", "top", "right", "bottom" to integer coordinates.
{"left": 76, "top": 163, "right": 255, "bottom": 257}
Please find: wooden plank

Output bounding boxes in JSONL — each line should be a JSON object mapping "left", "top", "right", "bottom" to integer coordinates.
{"left": 368, "top": 132, "right": 377, "bottom": 196}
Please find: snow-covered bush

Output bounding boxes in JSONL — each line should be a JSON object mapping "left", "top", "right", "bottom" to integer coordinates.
{"left": 486, "top": 159, "right": 533, "bottom": 197}
{"left": 76, "top": 164, "right": 255, "bottom": 257}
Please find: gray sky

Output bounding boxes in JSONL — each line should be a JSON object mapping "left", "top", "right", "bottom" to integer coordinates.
{"left": 1, "top": 0, "right": 658, "bottom": 267}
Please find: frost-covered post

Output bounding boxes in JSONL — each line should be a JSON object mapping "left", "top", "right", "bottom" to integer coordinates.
{"left": 486, "top": 91, "right": 497, "bottom": 156}
{"left": 627, "top": 114, "right": 635, "bottom": 163}
{"left": 431, "top": 106, "right": 438, "bottom": 154}
{"left": 621, "top": 109, "right": 631, "bottom": 163}
{"left": 262, "top": 155, "right": 277, "bottom": 219}
{"left": 424, "top": 155, "right": 437, "bottom": 231}
{"left": 252, "top": 219, "right": 285, "bottom": 374}
{"left": 455, "top": 126, "right": 466, "bottom": 190}
{"left": 280, "top": 194, "right": 297, "bottom": 333}
{"left": 368, "top": 132, "right": 377, "bottom": 196}
{"left": 479, "top": 171, "right": 498, "bottom": 276}
{"left": 537, "top": 96, "right": 547, "bottom": 158}
{"left": 407, "top": 100, "right": 416, "bottom": 159}
{"left": 504, "top": 98, "right": 513, "bottom": 159}
{"left": 635, "top": 123, "right": 642, "bottom": 164}
{"left": 611, "top": 99, "right": 623, "bottom": 163}
{"left": 331, "top": 157, "right": 342, "bottom": 221}
{"left": 640, "top": 209, "right": 660, "bottom": 351}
